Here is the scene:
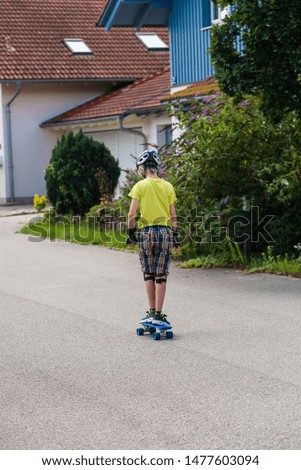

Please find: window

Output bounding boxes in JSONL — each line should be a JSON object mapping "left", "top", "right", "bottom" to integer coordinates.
{"left": 157, "top": 125, "right": 172, "bottom": 147}
{"left": 136, "top": 33, "right": 168, "bottom": 50}
{"left": 212, "top": 2, "right": 219, "bottom": 22}
{"left": 63, "top": 39, "right": 93, "bottom": 55}
{"left": 211, "top": 2, "right": 230, "bottom": 24}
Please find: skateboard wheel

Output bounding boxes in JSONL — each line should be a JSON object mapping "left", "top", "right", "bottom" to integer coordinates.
{"left": 149, "top": 327, "right": 156, "bottom": 335}
{"left": 166, "top": 330, "right": 173, "bottom": 339}
{"left": 136, "top": 328, "right": 144, "bottom": 336}
{"left": 153, "top": 332, "right": 161, "bottom": 341}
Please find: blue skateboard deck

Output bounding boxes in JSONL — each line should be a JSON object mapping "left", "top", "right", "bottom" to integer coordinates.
{"left": 140, "top": 321, "right": 172, "bottom": 331}
{"left": 136, "top": 322, "right": 173, "bottom": 340}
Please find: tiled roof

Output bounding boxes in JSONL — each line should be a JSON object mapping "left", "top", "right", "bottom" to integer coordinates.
{"left": 41, "top": 67, "right": 171, "bottom": 126}
{"left": 0, "top": 0, "right": 169, "bottom": 81}
{"left": 163, "top": 77, "right": 219, "bottom": 100}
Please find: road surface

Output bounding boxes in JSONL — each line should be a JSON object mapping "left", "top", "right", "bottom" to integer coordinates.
{"left": 0, "top": 215, "right": 300, "bottom": 449}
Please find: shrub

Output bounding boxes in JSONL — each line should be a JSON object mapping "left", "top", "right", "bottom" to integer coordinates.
{"left": 164, "top": 94, "right": 301, "bottom": 257}
{"left": 45, "top": 130, "right": 120, "bottom": 216}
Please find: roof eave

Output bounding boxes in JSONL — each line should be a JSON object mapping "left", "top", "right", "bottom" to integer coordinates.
{"left": 40, "top": 115, "right": 120, "bottom": 129}
{"left": 98, "top": 0, "right": 171, "bottom": 31}
{"left": 41, "top": 104, "right": 167, "bottom": 129}
{"left": 0, "top": 78, "right": 137, "bottom": 84}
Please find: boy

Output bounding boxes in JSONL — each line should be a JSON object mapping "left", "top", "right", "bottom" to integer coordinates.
{"left": 126, "top": 149, "right": 180, "bottom": 327}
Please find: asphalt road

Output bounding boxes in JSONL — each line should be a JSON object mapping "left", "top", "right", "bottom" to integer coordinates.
{"left": 0, "top": 215, "right": 300, "bottom": 450}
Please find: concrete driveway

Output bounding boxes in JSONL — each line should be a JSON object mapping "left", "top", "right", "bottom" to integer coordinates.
{"left": 0, "top": 214, "right": 300, "bottom": 449}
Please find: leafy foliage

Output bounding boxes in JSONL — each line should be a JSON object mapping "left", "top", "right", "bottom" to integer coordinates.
{"left": 45, "top": 130, "right": 120, "bottom": 216}
{"left": 210, "top": 0, "right": 301, "bottom": 121}
{"left": 164, "top": 94, "right": 301, "bottom": 256}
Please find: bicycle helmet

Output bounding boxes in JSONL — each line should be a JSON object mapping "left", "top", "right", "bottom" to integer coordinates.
{"left": 136, "top": 149, "right": 161, "bottom": 168}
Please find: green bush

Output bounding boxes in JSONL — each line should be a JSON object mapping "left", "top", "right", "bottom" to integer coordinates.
{"left": 164, "top": 94, "right": 301, "bottom": 257}
{"left": 45, "top": 130, "right": 120, "bottom": 216}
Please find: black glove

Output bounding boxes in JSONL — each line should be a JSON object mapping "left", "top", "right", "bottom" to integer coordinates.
{"left": 126, "top": 228, "right": 138, "bottom": 245}
{"left": 173, "top": 230, "right": 180, "bottom": 248}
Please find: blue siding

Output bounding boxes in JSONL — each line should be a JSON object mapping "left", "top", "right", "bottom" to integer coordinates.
{"left": 170, "top": 0, "right": 212, "bottom": 86}
{"left": 200, "top": 27, "right": 213, "bottom": 80}
{"left": 99, "top": 0, "right": 243, "bottom": 87}
{"left": 169, "top": 1, "right": 243, "bottom": 86}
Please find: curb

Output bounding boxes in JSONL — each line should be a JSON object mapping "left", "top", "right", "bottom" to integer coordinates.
{"left": 0, "top": 211, "right": 38, "bottom": 218}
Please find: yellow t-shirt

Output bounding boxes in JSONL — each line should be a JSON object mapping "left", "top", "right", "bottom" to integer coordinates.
{"left": 128, "top": 178, "right": 177, "bottom": 228}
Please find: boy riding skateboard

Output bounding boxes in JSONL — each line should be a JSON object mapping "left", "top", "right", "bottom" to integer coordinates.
{"left": 126, "top": 149, "right": 180, "bottom": 328}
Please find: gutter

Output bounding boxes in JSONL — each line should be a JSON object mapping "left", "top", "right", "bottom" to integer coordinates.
{"left": 118, "top": 114, "right": 147, "bottom": 151}
{"left": 6, "top": 81, "right": 21, "bottom": 203}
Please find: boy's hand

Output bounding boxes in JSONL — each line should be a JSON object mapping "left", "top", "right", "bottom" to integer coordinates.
{"left": 172, "top": 230, "right": 180, "bottom": 250}
{"left": 126, "top": 228, "right": 138, "bottom": 245}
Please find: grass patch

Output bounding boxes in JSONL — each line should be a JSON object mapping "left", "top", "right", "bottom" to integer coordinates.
{"left": 180, "top": 253, "right": 301, "bottom": 278}
{"left": 20, "top": 218, "right": 137, "bottom": 251}
{"left": 179, "top": 255, "right": 234, "bottom": 269}
{"left": 247, "top": 254, "right": 301, "bottom": 278}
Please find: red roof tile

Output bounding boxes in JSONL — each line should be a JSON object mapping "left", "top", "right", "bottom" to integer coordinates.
{"left": 0, "top": 0, "right": 169, "bottom": 81}
{"left": 42, "top": 67, "right": 171, "bottom": 126}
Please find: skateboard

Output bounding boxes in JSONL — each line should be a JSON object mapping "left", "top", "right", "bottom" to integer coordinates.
{"left": 136, "top": 322, "right": 173, "bottom": 341}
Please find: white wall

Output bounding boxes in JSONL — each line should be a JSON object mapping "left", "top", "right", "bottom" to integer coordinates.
{"left": 1, "top": 82, "right": 173, "bottom": 203}
{"left": 170, "top": 83, "right": 189, "bottom": 141}
{"left": 88, "top": 114, "right": 172, "bottom": 193}
{"left": 142, "top": 114, "right": 171, "bottom": 149}
{"left": 2, "top": 82, "right": 109, "bottom": 202}
{"left": 0, "top": 85, "right": 7, "bottom": 202}
{"left": 86, "top": 128, "right": 144, "bottom": 192}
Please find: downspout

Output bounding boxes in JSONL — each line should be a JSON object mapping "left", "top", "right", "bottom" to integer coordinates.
{"left": 6, "top": 81, "right": 21, "bottom": 203}
{"left": 118, "top": 114, "right": 147, "bottom": 151}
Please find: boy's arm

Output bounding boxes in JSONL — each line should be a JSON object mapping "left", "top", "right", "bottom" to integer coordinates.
{"left": 169, "top": 203, "right": 177, "bottom": 231}
{"left": 170, "top": 204, "right": 180, "bottom": 252}
{"left": 128, "top": 198, "right": 139, "bottom": 229}
{"left": 127, "top": 198, "right": 139, "bottom": 245}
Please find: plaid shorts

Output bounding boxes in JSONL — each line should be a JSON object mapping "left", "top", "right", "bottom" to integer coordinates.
{"left": 138, "top": 225, "right": 173, "bottom": 276}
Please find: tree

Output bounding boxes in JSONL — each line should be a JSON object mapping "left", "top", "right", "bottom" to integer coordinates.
{"left": 164, "top": 94, "right": 301, "bottom": 256}
{"left": 45, "top": 130, "right": 120, "bottom": 215}
{"left": 210, "top": 0, "right": 301, "bottom": 121}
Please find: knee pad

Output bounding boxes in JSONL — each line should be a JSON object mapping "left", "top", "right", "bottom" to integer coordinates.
{"left": 144, "top": 273, "right": 155, "bottom": 282}
{"left": 155, "top": 273, "right": 167, "bottom": 284}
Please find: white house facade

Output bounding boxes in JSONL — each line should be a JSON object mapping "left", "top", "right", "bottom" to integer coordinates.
{"left": 41, "top": 68, "right": 172, "bottom": 193}
{"left": 0, "top": 0, "right": 170, "bottom": 204}
{"left": 0, "top": 81, "right": 112, "bottom": 204}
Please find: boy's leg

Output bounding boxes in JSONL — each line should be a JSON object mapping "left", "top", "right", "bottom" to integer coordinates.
{"left": 154, "top": 274, "right": 167, "bottom": 312}
{"left": 153, "top": 226, "right": 172, "bottom": 317}
{"left": 144, "top": 273, "right": 156, "bottom": 310}
{"left": 139, "top": 227, "right": 156, "bottom": 319}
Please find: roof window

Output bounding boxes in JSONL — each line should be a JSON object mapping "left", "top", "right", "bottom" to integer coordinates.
{"left": 64, "top": 39, "right": 93, "bottom": 55}
{"left": 136, "top": 33, "right": 168, "bottom": 50}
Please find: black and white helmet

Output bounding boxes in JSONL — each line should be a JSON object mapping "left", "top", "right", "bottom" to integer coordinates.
{"left": 136, "top": 149, "right": 161, "bottom": 168}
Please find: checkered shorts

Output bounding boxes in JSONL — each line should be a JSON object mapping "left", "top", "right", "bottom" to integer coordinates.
{"left": 138, "top": 225, "right": 172, "bottom": 277}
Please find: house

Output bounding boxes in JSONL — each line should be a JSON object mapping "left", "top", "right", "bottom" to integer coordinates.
{"left": 0, "top": 0, "right": 169, "bottom": 204}
{"left": 98, "top": 0, "right": 237, "bottom": 94}
{"left": 41, "top": 67, "right": 172, "bottom": 191}
{"left": 98, "top": 1, "right": 243, "bottom": 142}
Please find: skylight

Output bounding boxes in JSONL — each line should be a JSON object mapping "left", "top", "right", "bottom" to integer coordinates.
{"left": 136, "top": 33, "right": 168, "bottom": 50}
{"left": 64, "top": 39, "right": 93, "bottom": 55}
